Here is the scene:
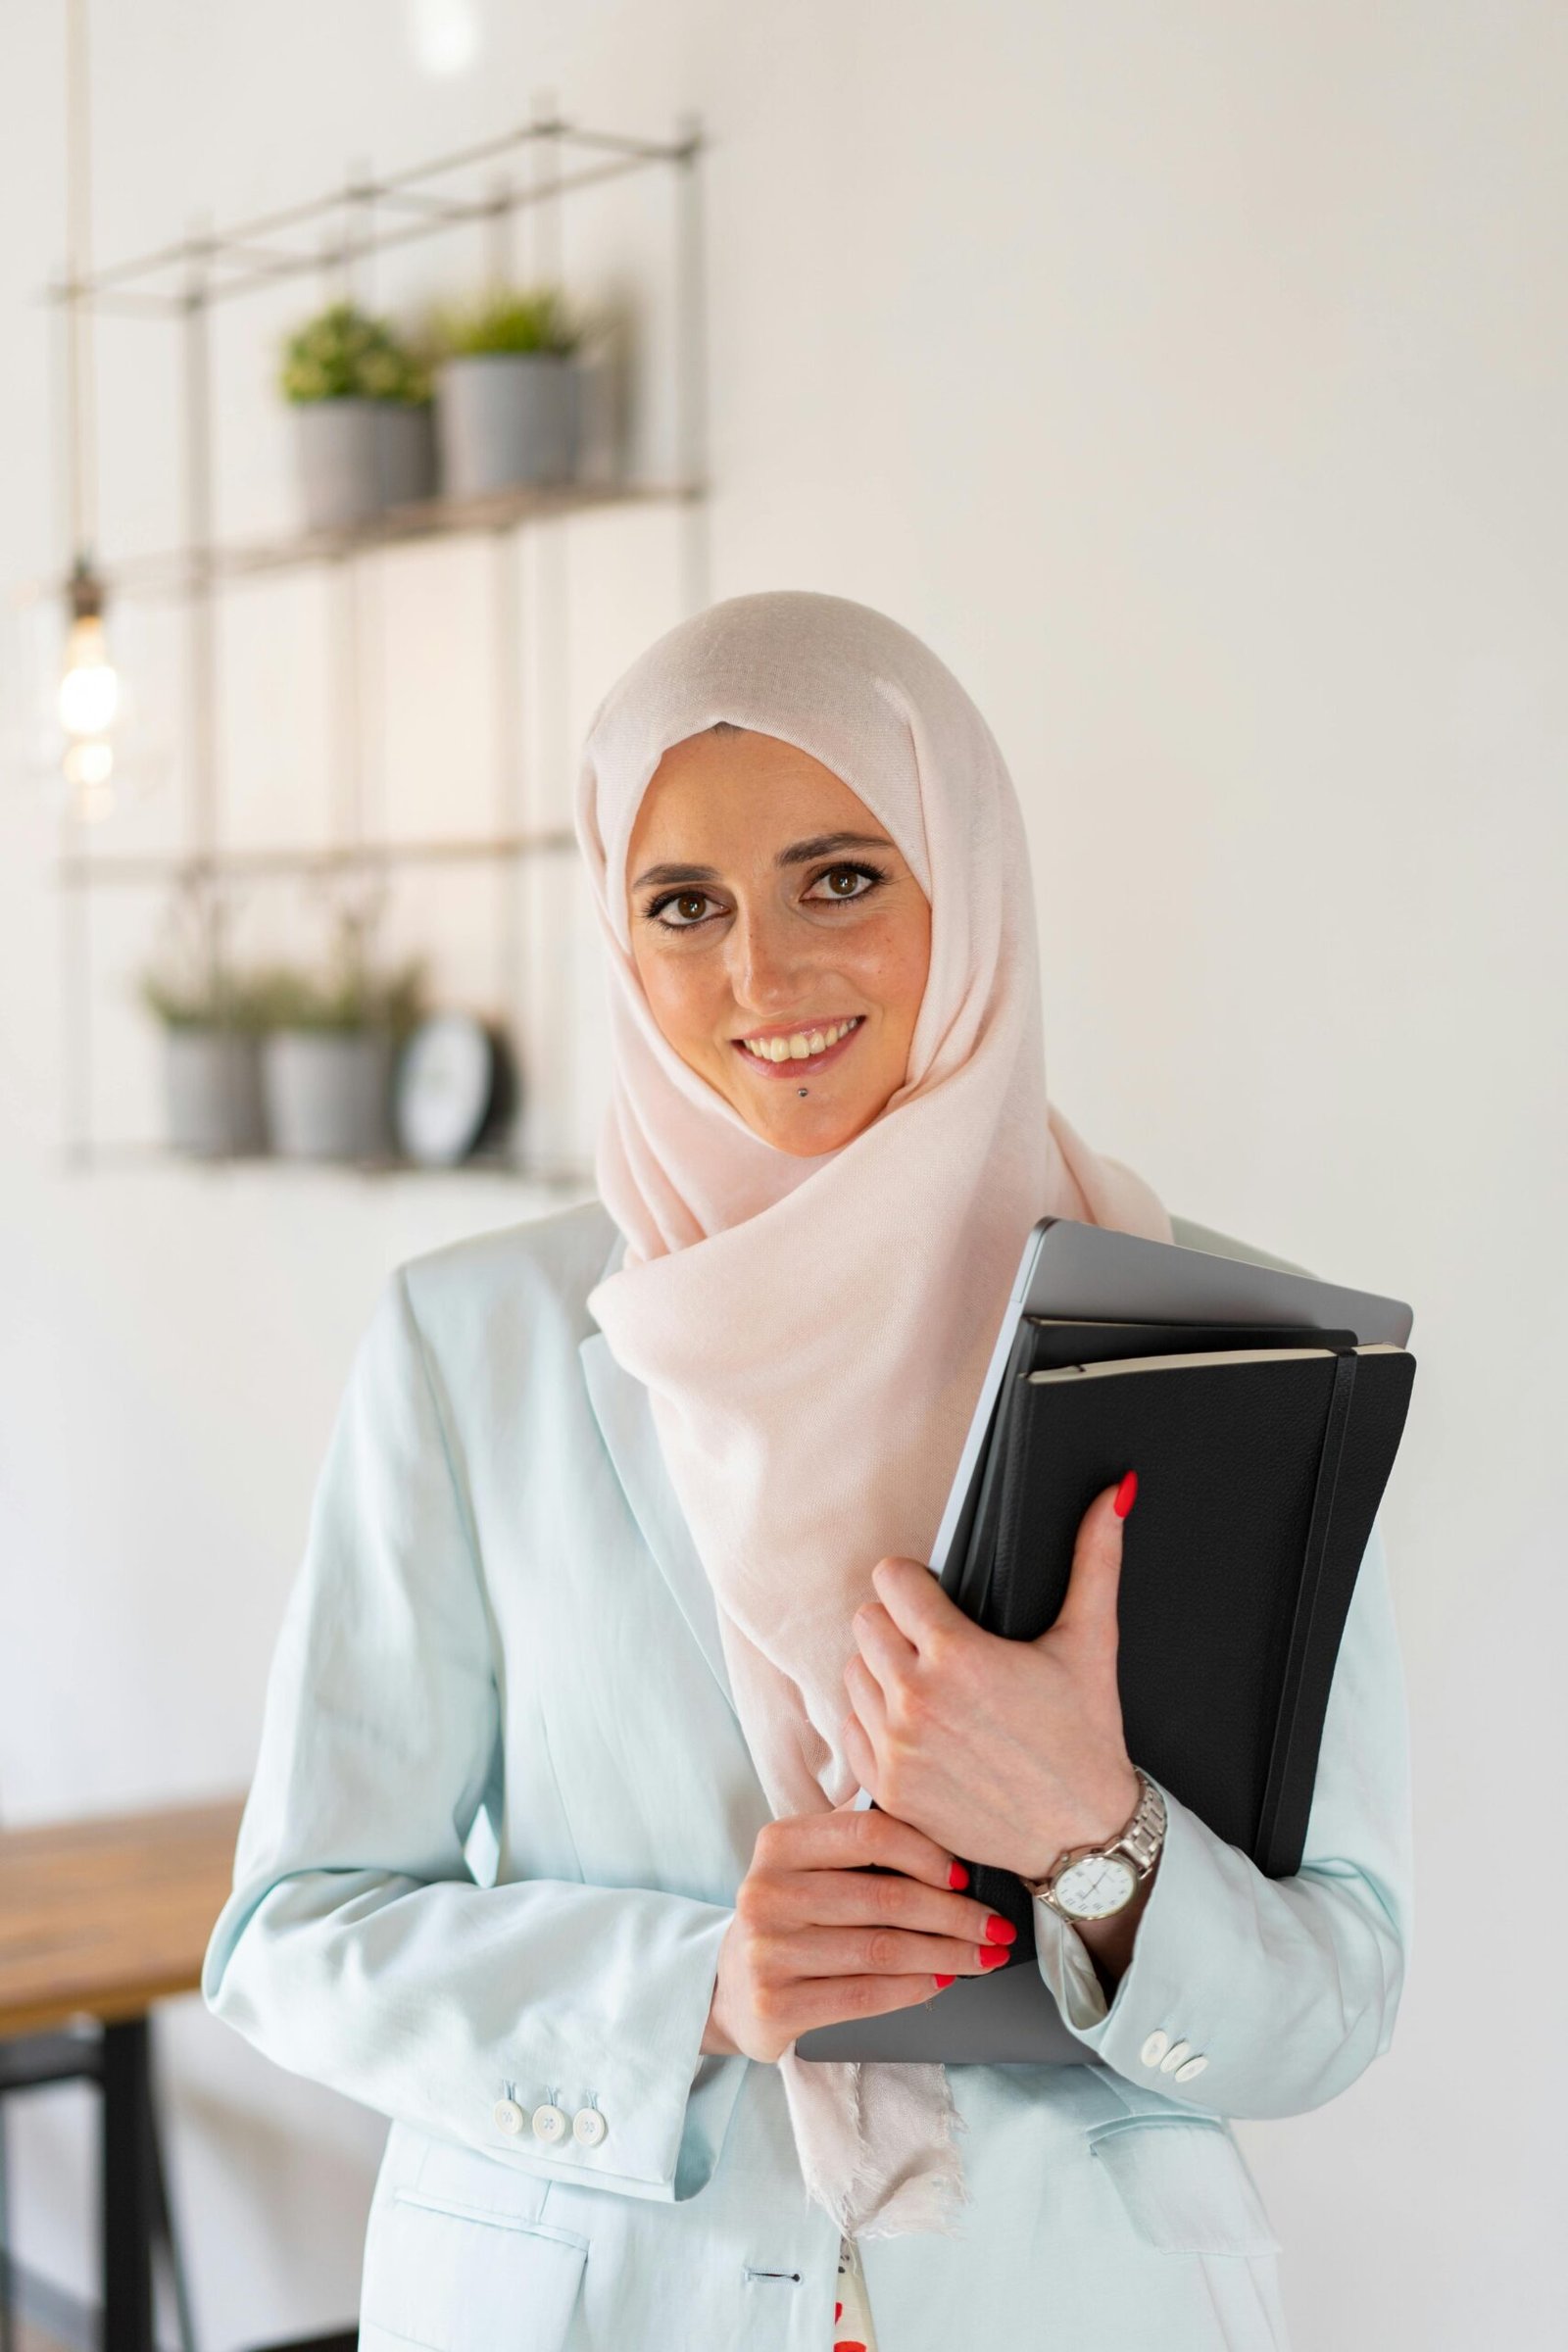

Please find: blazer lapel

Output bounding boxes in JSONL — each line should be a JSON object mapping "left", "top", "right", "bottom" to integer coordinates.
{"left": 578, "top": 1234, "right": 739, "bottom": 1723}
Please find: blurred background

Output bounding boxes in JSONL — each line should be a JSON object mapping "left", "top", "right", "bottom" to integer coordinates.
{"left": 0, "top": 3, "right": 1561, "bottom": 2347}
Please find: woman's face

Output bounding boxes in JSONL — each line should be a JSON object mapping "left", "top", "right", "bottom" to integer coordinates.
{"left": 626, "top": 727, "right": 932, "bottom": 1155}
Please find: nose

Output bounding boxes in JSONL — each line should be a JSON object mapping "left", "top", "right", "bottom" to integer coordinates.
{"left": 723, "top": 898, "right": 814, "bottom": 1016}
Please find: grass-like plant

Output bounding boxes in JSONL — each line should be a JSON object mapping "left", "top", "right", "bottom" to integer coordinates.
{"left": 433, "top": 284, "right": 582, "bottom": 360}
{"left": 139, "top": 963, "right": 283, "bottom": 1031}
{"left": 140, "top": 906, "right": 426, "bottom": 1036}
{"left": 280, "top": 301, "right": 432, "bottom": 405}
{"left": 261, "top": 954, "right": 427, "bottom": 1036}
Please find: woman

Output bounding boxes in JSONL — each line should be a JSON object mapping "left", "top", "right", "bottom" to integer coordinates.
{"left": 204, "top": 590, "right": 1411, "bottom": 2352}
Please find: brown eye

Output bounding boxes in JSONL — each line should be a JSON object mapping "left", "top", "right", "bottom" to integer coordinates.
{"left": 645, "top": 888, "right": 720, "bottom": 930}
{"left": 805, "top": 861, "right": 886, "bottom": 905}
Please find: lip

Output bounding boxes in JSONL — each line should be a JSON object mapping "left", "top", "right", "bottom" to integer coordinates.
{"left": 734, "top": 1013, "right": 863, "bottom": 1044}
{"left": 730, "top": 1015, "right": 867, "bottom": 1080}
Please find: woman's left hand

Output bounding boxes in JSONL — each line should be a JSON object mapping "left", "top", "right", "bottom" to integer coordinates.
{"left": 841, "top": 1479, "right": 1140, "bottom": 1884}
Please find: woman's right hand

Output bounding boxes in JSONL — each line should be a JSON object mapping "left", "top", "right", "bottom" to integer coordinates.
{"left": 701, "top": 1800, "right": 1016, "bottom": 2064}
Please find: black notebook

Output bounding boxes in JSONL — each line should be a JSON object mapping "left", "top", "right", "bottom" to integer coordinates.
{"left": 794, "top": 1216, "right": 1416, "bottom": 2063}
{"left": 942, "top": 1322, "right": 1416, "bottom": 1969}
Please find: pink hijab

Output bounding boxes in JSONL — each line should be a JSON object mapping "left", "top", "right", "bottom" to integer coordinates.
{"left": 574, "top": 590, "right": 1173, "bottom": 2239}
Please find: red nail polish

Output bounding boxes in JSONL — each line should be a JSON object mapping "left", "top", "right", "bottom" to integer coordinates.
{"left": 933, "top": 1973, "right": 955, "bottom": 1988}
{"left": 1113, "top": 1469, "right": 1138, "bottom": 1518}
{"left": 978, "top": 1942, "right": 1009, "bottom": 1969}
{"left": 984, "top": 1914, "right": 1016, "bottom": 1944}
{"left": 948, "top": 1861, "right": 969, "bottom": 1889}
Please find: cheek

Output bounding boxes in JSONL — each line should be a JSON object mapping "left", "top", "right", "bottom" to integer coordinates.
{"left": 849, "top": 906, "right": 930, "bottom": 1032}
{"left": 632, "top": 949, "right": 717, "bottom": 1051}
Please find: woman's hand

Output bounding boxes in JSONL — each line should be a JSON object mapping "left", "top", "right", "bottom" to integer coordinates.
{"left": 841, "top": 1478, "right": 1141, "bottom": 1886}
{"left": 701, "top": 1802, "right": 1017, "bottom": 2064}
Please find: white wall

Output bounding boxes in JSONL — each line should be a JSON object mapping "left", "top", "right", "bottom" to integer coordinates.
{"left": 2, "top": 4, "right": 1563, "bottom": 2346}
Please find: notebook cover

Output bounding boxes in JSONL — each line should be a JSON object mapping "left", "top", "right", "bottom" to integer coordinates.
{"left": 944, "top": 1321, "right": 1361, "bottom": 1629}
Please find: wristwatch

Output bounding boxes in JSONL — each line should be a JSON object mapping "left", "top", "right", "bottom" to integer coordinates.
{"left": 1023, "top": 1770, "right": 1167, "bottom": 1923}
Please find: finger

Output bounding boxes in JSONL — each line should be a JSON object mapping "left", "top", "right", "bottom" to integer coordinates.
{"left": 1050, "top": 1479, "right": 1128, "bottom": 1644}
{"left": 840, "top": 1704, "right": 878, "bottom": 1793}
{"left": 850, "top": 1597, "right": 918, "bottom": 1691}
{"left": 770, "top": 1801, "right": 964, "bottom": 1890}
{"left": 784, "top": 1972, "right": 962, "bottom": 2038}
{"left": 843, "top": 1650, "right": 891, "bottom": 1740}
{"left": 869, "top": 1554, "right": 972, "bottom": 1654}
{"left": 767, "top": 1924, "right": 1006, "bottom": 1980}
{"left": 786, "top": 1869, "right": 1005, "bottom": 1946}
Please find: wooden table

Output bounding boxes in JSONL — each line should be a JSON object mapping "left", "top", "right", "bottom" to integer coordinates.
{"left": 0, "top": 1796, "right": 246, "bottom": 2352}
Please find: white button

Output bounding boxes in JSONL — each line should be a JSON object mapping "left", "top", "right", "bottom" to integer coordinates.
{"left": 531, "top": 2102, "right": 569, "bottom": 2144}
{"left": 1140, "top": 2031, "right": 1170, "bottom": 2069}
{"left": 492, "top": 2099, "right": 525, "bottom": 2134}
{"left": 1158, "top": 2039, "right": 1193, "bottom": 2074}
{"left": 1175, "top": 2054, "right": 1209, "bottom": 2082}
{"left": 572, "top": 2107, "right": 608, "bottom": 2147}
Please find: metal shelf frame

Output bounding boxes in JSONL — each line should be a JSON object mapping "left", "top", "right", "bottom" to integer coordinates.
{"left": 44, "top": 102, "right": 710, "bottom": 1180}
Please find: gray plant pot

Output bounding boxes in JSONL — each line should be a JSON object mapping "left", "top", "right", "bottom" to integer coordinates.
{"left": 436, "top": 354, "right": 582, "bottom": 496}
{"left": 263, "top": 1029, "right": 395, "bottom": 1161}
{"left": 163, "top": 1028, "right": 268, "bottom": 1156}
{"left": 294, "top": 400, "right": 436, "bottom": 529}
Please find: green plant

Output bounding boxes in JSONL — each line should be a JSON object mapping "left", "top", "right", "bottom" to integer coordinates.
{"left": 261, "top": 950, "right": 428, "bottom": 1036}
{"left": 140, "top": 945, "right": 425, "bottom": 1036}
{"left": 433, "top": 283, "right": 582, "bottom": 360}
{"left": 137, "top": 960, "right": 283, "bottom": 1032}
{"left": 280, "top": 301, "right": 432, "bottom": 405}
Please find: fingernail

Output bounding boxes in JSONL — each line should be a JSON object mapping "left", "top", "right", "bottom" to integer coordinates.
{"left": 984, "top": 1914, "right": 1016, "bottom": 1944}
{"left": 978, "top": 1942, "right": 1009, "bottom": 1969}
{"left": 1113, "top": 1469, "right": 1138, "bottom": 1518}
{"left": 948, "top": 1861, "right": 969, "bottom": 1889}
{"left": 933, "top": 1973, "right": 955, "bottom": 1988}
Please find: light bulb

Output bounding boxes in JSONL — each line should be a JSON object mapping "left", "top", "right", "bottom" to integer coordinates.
{"left": 58, "top": 612, "right": 121, "bottom": 737}
{"left": 63, "top": 736, "right": 115, "bottom": 821}
{"left": 406, "top": 0, "right": 482, "bottom": 76}
{"left": 64, "top": 738, "right": 113, "bottom": 788}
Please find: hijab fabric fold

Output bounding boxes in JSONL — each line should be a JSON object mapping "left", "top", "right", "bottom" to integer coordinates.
{"left": 573, "top": 590, "right": 1173, "bottom": 2239}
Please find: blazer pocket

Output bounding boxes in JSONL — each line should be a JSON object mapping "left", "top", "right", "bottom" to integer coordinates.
{"left": 359, "top": 2189, "right": 588, "bottom": 2352}
{"left": 1087, "top": 2117, "right": 1281, "bottom": 2259}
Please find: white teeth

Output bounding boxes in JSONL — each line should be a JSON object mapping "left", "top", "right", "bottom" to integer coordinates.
{"left": 742, "top": 1015, "right": 859, "bottom": 1062}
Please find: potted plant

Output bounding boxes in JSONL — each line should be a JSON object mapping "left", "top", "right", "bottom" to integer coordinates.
{"left": 280, "top": 300, "right": 436, "bottom": 529}
{"left": 138, "top": 959, "right": 274, "bottom": 1158}
{"left": 260, "top": 927, "right": 426, "bottom": 1162}
{"left": 431, "top": 285, "right": 585, "bottom": 496}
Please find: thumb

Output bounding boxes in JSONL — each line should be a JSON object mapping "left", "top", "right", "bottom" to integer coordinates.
{"left": 1048, "top": 1471, "right": 1137, "bottom": 1648}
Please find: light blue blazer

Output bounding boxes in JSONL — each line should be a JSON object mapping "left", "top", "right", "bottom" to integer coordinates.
{"left": 202, "top": 1196, "right": 1412, "bottom": 2352}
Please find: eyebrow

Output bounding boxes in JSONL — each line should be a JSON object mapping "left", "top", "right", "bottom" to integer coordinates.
{"left": 630, "top": 831, "right": 894, "bottom": 893}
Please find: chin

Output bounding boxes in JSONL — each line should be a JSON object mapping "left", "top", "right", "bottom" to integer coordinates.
{"left": 733, "top": 1096, "right": 888, "bottom": 1155}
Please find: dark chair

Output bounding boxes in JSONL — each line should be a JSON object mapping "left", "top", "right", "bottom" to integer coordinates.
{"left": 0, "top": 2030, "right": 360, "bottom": 2352}
{"left": 0, "top": 2016, "right": 197, "bottom": 2352}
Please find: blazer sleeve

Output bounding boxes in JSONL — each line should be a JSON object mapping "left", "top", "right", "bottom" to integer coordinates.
{"left": 1032, "top": 1510, "right": 1412, "bottom": 2117}
{"left": 201, "top": 1267, "right": 745, "bottom": 2205}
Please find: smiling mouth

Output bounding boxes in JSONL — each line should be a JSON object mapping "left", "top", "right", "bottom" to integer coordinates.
{"left": 731, "top": 1013, "right": 866, "bottom": 1075}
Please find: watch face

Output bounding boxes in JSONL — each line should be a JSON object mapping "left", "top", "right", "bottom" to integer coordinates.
{"left": 1053, "top": 1852, "right": 1137, "bottom": 1921}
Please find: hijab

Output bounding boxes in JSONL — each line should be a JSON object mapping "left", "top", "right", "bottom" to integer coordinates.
{"left": 573, "top": 589, "right": 1173, "bottom": 2238}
